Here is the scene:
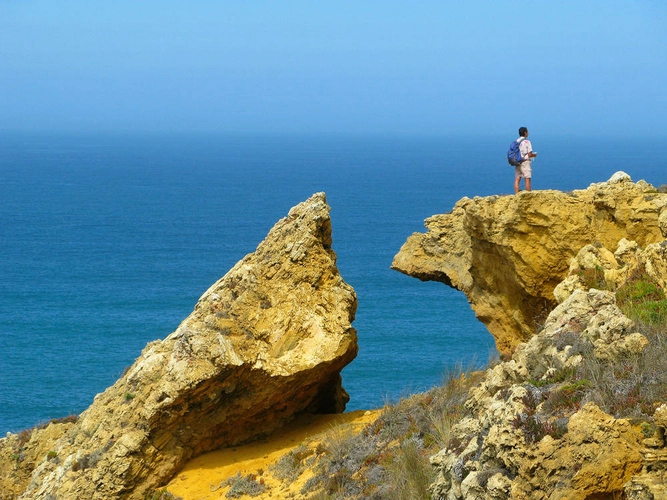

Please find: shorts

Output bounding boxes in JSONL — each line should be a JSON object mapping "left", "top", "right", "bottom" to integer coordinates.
{"left": 515, "top": 162, "right": 532, "bottom": 179}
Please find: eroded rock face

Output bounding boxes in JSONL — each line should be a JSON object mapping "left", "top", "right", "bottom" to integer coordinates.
{"left": 555, "top": 240, "right": 667, "bottom": 499}
{"left": 430, "top": 288, "right": 646, "bottom": 500}
{"left": 12, "top": 192, "right": 358, "bottom": 499}
{"left": 554, "top": 237, "right": 667, "bottom": 307}
{"left": 428, "top": 236, "right": 667, "bottom": 498}
{"left": 392, "top": 173, "right": 667, "bottom": 354}
{"left": 625, "top": 403, "right": 667, "bottom": 499}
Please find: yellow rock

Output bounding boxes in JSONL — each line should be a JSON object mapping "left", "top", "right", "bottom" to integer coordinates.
{"left": 392, "top": 173, "right": 667, "bottom": 354}
{"left": 5, "top": 193, "right": 358, "bottom": 500}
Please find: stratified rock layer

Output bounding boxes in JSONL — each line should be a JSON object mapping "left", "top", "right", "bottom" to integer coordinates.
{"left": 12, "top": 192, "right": 358, "bottom": 500}
{"left": 392, "top": 173, "right": 667, "bottom": 354}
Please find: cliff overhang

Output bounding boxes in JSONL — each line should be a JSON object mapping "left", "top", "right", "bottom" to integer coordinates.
{"left": 392, "top": 172, "right": 667, "bottom": 354}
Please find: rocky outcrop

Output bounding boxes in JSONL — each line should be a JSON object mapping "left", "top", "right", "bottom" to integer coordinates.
{"left": 625, "top": 403, "right": 667, "bottom": 499}
{"left": 427, "top": 232, "right": 667, "bottom": 499}
{"left": 392, "top": 173, "right": 667, "bottom": 354}
{"left": 7, "top": 192, "right": 358, "bottom": 499}
{"left": 429, "top": 288, "right": 647, "bottom": 499}
{"left": 554, "top": 237, "right": 667, "bottom": 306}
{"left": 553, "top": 238, "right": 667, "bottom": 499}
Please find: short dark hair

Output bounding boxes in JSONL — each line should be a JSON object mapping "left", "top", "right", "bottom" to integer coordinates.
{"left": 519, "top": 127, "right": 528, "bottom": 137}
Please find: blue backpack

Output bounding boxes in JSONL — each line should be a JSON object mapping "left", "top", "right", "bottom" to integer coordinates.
{"left": 507, "top": 138, "right": 525, "bottom": 166}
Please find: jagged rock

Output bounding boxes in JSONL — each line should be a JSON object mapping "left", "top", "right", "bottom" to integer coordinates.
{"left": 625, "top": 405, "right": 667, "bottom": 498}
{"left": 554, "top": 237, "right": 667, "bottom": 309}
{"left": 430, "top": 288, "right": 647, "bottom": 500}
{"left": 7, "top": 192, "right": 358, "bottom": 499}
{"left": 392, "top": 173, "right": 667, "bottom": 354}
{"left": 512, "top": 403, "right": 643, "bottom": 499}
{"left": 0, "top": 420, "right": 76, "bottom": 500}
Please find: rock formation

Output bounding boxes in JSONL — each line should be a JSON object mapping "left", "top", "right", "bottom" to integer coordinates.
{"left": 626, "top": 402, "right": 667, "bottom": 499}
{"left": 429, "top": 288, "right": 646, "bottom": 499}
{"left": 392, "top": 172, "right": 667, "bottom": 354}
{"left": 3, "top": 192, "right": 358, "bottom": 500}
{"left": 426, "top": 225, "right": 667, "bottom": 498}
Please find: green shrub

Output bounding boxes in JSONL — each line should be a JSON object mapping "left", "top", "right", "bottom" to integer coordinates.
{"left": 576, "top": 265, "right": 609, "bottom": 290}
{"left": 616, "top": 268, "right": 667, "bottom": 325}
{"left": 542, "top": 379, "right": 592, "bottom": 414}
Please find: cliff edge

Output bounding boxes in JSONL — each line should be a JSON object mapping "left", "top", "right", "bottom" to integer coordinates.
{"left": 2, "top": 192, "right": 358, "bottom": 500}
{"left": 392, "top": 172, "right": 667, "bottom": 354}
{"left": 429, "top": 234, "right": 667, "bottom": 499}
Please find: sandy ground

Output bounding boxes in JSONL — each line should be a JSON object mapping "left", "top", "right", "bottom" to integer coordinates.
{"left": 165, "top": 410, "right": 380, "bottom": 500}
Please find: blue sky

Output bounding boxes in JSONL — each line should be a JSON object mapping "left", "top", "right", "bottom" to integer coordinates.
{"left": 1, "top": 1, "right": 665, "bottom": 137}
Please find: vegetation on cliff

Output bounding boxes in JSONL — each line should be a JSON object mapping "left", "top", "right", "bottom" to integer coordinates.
{"left": 188, "top": 243, "right": 667, "bottom": 499}
{"left": 4, "top": 178, "right": 667, "bottom": 499}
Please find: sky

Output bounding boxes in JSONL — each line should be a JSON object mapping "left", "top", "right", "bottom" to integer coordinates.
{"left": 1, "top": 1, "right": 665, "bottom": 137}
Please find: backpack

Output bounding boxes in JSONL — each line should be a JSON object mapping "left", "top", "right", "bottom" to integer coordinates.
{"left": 507, "top": 138, "right": 525, "bottom": 166}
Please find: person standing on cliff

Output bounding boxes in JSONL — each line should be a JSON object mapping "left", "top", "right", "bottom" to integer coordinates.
{"left": 514, "top": 127, "right": 538, "bottom": 193}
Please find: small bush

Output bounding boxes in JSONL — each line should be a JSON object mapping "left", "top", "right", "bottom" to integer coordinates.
{"left": 576, "top": 265, "right": 609, "bottom": 291}
{"left": 216, "top": 472, "right": 266, "bottom": 498}
{"left": 382, "top": 439, "right": 433, "bottom": 500}
{"left": 512, "top": 412, "right": 567, "bottom": 444}
{"left": 616, "top": 268, "right": 667, "bottom": 325}
{"left": 476, "top": 468, "right": 510, "bottom": 489}
{"left": 144, "top": 490, "right": 182, "bottom": 500}
{"left": 528, "top": 366, "right": 576, "bottom": 388}
{"left": 625, "top": 299, "right": 667, "bottom": 325}
{"left": 617, "top": 276, "right": 664, "bottom": 303}
{"left": 543, "top": 379, "right": 592, "bottom": 415}
{"left": 17, "top": 429, "right": 33, "bottom": 447}
{"left": 300, "top": 364, "right": 483, "bottom": 499}
{"left": 49, "top": 415, "right": 78, "bottom": 425}
{"left": 513, "top": 391, "right": 567, "bottom": 443}
{"left": 271, "top": 444, "right": 313, "bottom": 482}
{"left": 641, "top": 422, "right": 656, "bottom": 438}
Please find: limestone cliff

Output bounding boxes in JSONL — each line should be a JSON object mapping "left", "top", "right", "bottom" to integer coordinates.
{"left": 2, "top": 192, "right": 358, "bottom": 500}
{"left": 428, "top": 285, "right": 666, "bottom": 498}
{"left": 426, "top": 226, "right": 667, "bottom": 498}
{"left": 392, "top": 172, "right": 667, "bottom": 354}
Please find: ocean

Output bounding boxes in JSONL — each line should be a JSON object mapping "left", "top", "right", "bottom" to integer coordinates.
{"left": 1, "top": 132, "right": 666, "bottom": 434}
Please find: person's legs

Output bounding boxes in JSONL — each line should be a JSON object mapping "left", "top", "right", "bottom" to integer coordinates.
{"left": 519, "top": 163, "right": 532, "bottom": 192}
{"left": 514, "top": 166, "right": 522, "bottom": 193}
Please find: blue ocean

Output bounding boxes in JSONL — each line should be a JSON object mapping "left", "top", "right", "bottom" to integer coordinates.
{"left": 1, "top": 132, "right": 666, "bottom": 434}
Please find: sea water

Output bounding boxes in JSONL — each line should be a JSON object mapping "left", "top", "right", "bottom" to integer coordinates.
{"left": 1, "top": 132, "right": 665, "bottom": 434}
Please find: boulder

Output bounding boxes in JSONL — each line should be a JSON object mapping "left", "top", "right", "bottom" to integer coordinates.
{"left": 12, "top": 192, "right": 358, "bottom": 499}
{"left": 392, "top": 173, "right": 667, "bottom": 354}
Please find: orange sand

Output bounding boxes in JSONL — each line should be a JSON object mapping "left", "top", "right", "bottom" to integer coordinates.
{"left": 165, "top": 410, "right": 380, "bottom": 500}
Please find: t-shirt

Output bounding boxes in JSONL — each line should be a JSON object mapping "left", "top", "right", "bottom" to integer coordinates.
{"left": 518, "top": 137, "right": 533, "bottom": 163}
